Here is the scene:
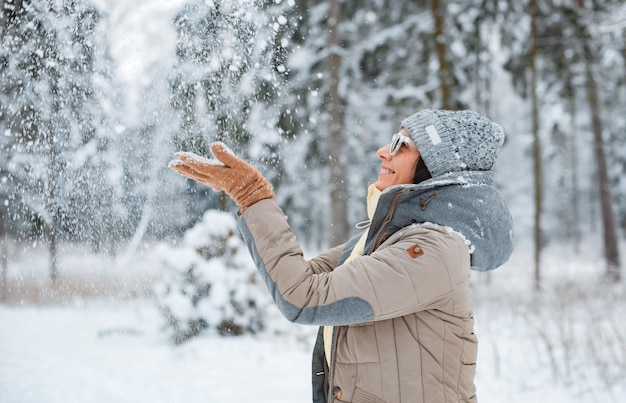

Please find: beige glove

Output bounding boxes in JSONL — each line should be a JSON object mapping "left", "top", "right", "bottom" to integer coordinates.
{"left": 169, "top": 142, "right": 274, "bottom": 210}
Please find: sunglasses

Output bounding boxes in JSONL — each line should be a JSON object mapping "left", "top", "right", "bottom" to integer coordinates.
{"left": 390, "top": 132, "right": 413, "bottom": 156}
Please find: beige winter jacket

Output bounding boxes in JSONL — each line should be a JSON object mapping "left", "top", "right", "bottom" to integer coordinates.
{"left": 238, "top": 197, "right": 477, "bottom": 403}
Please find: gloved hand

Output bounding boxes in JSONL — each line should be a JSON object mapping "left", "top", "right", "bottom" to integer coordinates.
{"left": 168, "top": 142, "right": 274, "bottom": 210}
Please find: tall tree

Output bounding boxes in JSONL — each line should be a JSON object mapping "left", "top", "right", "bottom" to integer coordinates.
{"left": 529, "top": 0, "right": 543, "bottom": 290}
{"left": 1, "top": 0, "right": 70, "bottom": 280}
{"left": 572, "top": 2, "right": 621, "bottom": 281}
{"left": 563, "top": 79, "right": 581, "bottom": 246}
{"left": 0, "top": 0, "right": 119, "bottom": 279}
{"left": 602, "top": 4, "right": 626, "bottom": 247}
{"left": 327, "top": 0, "right": 349, "bottom": 242}
{"left": 583, "top": 59, "right": 620, "bottom": 280}
{"left": 431, "top": 0, "right": 452, "bottom": 109}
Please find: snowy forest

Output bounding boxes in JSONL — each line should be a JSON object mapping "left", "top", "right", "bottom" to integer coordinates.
{"left": 1, "top": 0, "right": 626, "bottom": 402}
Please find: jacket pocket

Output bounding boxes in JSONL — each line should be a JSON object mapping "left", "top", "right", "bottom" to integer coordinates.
{"left": 461, "top": 335, "right": 478, "bottom": 365}
{"left": 353, "top": 387, "right": 387, "bottom": 403}
{"left": 459, "top": 337, "right": 478, "bottom": 399}
{"left": 334, "top": 325, "right": 384, "bottom": 401}
{"left": 333, "top": 363, "right": 386, "bottom": 403}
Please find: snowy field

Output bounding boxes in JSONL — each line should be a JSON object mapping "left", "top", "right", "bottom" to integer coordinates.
{"left": 1, "top": 240, "right": 626, "bottom": 403}
{"left": 0, "top": 299, "right": 312, "bottom": 403}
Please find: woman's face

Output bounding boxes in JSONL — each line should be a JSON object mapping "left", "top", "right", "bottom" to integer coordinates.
{"left": 374, "top": 128, "right": 421, "bottom": 191}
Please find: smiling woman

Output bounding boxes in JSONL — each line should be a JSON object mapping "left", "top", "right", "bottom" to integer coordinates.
{"left": 169, "top": 108, "right": 514, "bottom": 403}
{"left": 374, "top": 129, "right": 421, "bottom": 191}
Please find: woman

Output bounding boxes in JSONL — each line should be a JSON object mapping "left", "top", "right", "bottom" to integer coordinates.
{"left": 169, "top": 109, "right": 514, "bottom": 403}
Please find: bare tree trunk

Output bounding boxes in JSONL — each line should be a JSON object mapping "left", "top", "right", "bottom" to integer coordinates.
{"left": 575, "top": 1, "right": 621, "bottom": 281}
{"left": 1, "top": 214, "right": 7, "bottom": 290}
{"left": 473, "top": 21, "right": 492, "bottom": 117}
{"left": 327, "top": 0, "right": 349, "bottom": 243}
{"left": 620, "top": 27, "right": 626, "bottom": 237}
{"left": 1, "top": 241, "right": 6, "bottom": 289}
{"left": 1, "top": 0, "right": 22, "bottom": 291}
{"left": 529, "top": 0, "right": 543, "bottom": 291}
{"left": 431, "top": 0, "right": 452, "bottom": 109}
{"left": 567, "top": 94, "right": 581, "bottom": 247}
{"left": 584, "top": 64, "right": 621, "bottom": 281}
{"left": 46, "top": 121, "right": 58, "bottom": 283}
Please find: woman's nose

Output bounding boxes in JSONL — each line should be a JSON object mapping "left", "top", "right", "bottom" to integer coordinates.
{"left": 376, "top": 144, "right": 391, "bottom": 159}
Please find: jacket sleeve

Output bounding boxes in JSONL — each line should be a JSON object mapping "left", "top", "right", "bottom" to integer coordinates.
{"left": 237, "top": 199, "right": 470, "bottom": 326}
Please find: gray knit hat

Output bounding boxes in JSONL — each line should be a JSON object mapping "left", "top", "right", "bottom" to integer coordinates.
{"left": 401, "top": 109, "right": 505, "bottom": 178}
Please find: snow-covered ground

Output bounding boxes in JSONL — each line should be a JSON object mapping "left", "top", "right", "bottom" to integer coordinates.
{"left": 0, "top": 299, "right": 312, "bottom": 403}
{"left": 1, "top": 240, "right": 626, "bottom": 403}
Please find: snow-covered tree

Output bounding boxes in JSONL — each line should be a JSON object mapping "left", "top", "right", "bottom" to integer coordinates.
{"left": 0, "top": 0, "right": 122, "bottom": 277}
{"left": 153, "top": 210, "right": 271, "bottom": 343}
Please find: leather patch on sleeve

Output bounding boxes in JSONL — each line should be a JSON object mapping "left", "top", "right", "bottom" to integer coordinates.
{"left": 407, "top": 243, "right": 424, "bottom": 258}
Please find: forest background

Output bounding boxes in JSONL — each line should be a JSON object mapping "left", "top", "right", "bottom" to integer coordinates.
{"left": 2, "top": 0, "right": 626, "bottom": 282}
{"left": 1, "top": 0, "right": 626, "bottom": 401}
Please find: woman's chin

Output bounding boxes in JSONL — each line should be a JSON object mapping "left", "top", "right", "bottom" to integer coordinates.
{"left": 374, "top": 178, "right": 390, "bottom": 191}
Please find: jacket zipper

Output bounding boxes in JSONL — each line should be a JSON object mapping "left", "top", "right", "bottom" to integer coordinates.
{"left": 328, "top": 327, "right": 337, "bottom": 401}
{"left": 327, "top": 189, "right": 407, "bottom": 401}
{"left": 365, "top": 188, "right": 407, "bottom": 255}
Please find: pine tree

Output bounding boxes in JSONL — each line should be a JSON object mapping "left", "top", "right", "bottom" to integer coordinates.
{"left": 0, "top": 0, "right": 120, "bottom": 278}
